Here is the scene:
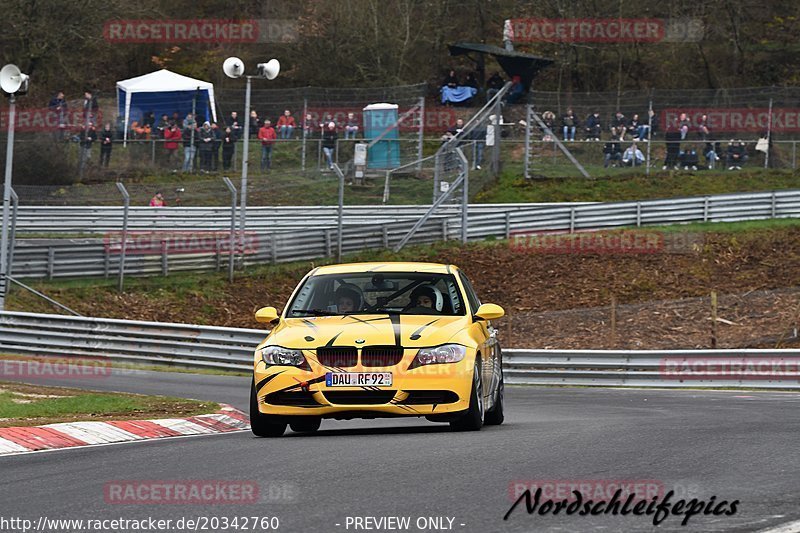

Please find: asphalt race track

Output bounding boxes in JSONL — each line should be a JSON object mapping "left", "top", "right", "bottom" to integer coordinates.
{"left": 1, "top": 369, "right": 799, "bottom": 533}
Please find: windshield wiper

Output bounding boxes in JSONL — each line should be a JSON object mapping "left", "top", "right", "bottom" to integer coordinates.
{"left": 290, "top": 309, "right": 338, "bottom": 316}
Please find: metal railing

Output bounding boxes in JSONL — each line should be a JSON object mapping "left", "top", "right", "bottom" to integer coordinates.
{"left": 0, "top": 311, "right": 264, "bottom": 371}
{"left": 8, "top": 189, "right": 800, "bottom": 279}
{"left": 1, "top": 311, "right": 798, "bottom": 389}
{"left": 503, "top": 349, "right": 800, "bottom": 389}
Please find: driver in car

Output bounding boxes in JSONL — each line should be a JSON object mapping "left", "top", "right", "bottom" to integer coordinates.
{"left": 334, "top": 285, "right": 361, "bottom": 314}
{"left": 408, "top": 285, "right": 443, "bottom": 314}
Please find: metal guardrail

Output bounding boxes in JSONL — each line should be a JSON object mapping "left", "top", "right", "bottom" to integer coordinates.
{"left": 1, "top": 311, "right": 798, "bottom": 389}
{"left": 0, "top": 311, "right": 264, "bottom": 371}
{"left": 13, "top": 204, "right": 568, "bottom": 235}
{"left": 10, "top": 189, "right": 800, "bottom": 279}
{"left": 503, "top": 348, "right": 800, "bottom": 389}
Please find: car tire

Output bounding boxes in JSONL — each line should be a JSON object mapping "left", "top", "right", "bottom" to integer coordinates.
{"left": 290, "top": 418, "right": 322, "bottom": 433}
{"left": 450, "top": 358, "right": 484, "bottom": 432}
{"left": 250, "top": 380, "right": 287, "bottom": 438}
{"left": 484, "top": 370, "right": 504, "bottom": 426}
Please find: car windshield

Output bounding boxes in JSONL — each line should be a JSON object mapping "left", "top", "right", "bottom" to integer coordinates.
{"left": 286, "top": 272, "right": 466, "bottom": 317}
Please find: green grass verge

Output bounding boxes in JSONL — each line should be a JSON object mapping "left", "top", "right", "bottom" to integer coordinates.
{"left": 0, "top": 381, "right": 219, "bottom": 427}
{"left": 476, "top": 163, "right": 799, "bottom": 203}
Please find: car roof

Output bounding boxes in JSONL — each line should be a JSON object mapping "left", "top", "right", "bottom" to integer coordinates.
{"left": 311, "top": 262, "right": 457, "bottom": 276}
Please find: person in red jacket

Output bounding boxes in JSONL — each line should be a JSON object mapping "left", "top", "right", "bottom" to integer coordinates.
{"left": 258, "top": 119, "right": 277, "bottom": 171}
{"left": 163, "top": 122, "right": 182, "bottom": 168}
{"left": 276, "top": 109, "right": 296, "bottom": 139}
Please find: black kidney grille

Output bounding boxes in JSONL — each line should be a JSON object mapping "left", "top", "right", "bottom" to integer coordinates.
{"left": 316, "top": 346, "right": 358, "bottom": 368}
{"left": 361, "top": 346, "right": 405, "bottom": 367}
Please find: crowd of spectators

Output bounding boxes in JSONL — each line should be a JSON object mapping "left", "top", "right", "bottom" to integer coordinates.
{"left": 47, "top": 93, "right": 363, "bottom": 173}
{"left": 536, "top": 107, "right": 752, "bottom": 171}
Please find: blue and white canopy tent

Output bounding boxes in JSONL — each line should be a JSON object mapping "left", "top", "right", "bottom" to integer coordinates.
{"left": 116, "top": 69, "right": 218, "bottom": 143}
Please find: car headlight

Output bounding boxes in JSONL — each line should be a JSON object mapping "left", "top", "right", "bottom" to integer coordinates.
{"left": 414, "top": 344, "right": 467, "bottom": 365}
{"left": 260, "top": 346, "right": 306, "bottom": 367}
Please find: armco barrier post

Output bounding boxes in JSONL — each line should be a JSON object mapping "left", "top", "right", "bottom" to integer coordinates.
{"left": 116, "top": 182, "right": 130, "bottom": 292}
{"left": 222, "top": 177, "right": 237, "bottom": 283}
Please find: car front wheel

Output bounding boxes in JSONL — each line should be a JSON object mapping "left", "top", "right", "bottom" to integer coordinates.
{"left": 450, "top": 358, "right": 484, "bottom": 432}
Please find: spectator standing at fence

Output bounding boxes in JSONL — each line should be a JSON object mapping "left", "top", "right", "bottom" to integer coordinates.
{"left": 82, "top": 90, "right": 99, "bottom": 124}
{"left": 79, "top": 122, "right": 97, "bottom": 166}
{"left": 561, "top": 108, "right": 578, "bottom": 141}
{"left": 48, "top": 90, "right": 69, "bottom": 140}
{"left": 210, "top": 122, "right": 222, "bottom": 171}
{"left": 149, "top": 191, "right": 166, "bottom": 207}
{"left": 182, "top": 122, "right": 197, "bottom": 172}
{"left": 249, "top": 110, "right": 261, "bottom": 138}
{"left": 486, "top": 71, "right": 505, "bottom": 102}
{"left": 663, "top": 121, "right": 682, "bottom": 170}
{"left": 198, "top": 121, "right": 215, "bottom": 172}
{"left": 164, "top": 122, "right": 181, "bottom": 168}
{"left": 99, "top": 123, "right": 113, "bottom": 168}
{"left": 678, "top": 112, "right": 691, "bottom": 140}
{"left": 726, "top": 140, "right": 748, "bottom": 170}
{"left": 322, "top": 121, "right": 338, "bottom": 170}
{"left": 228, "top": 111, "right": 242, "bottom": 140}
{"left": 540, "top": 111, "right": 556, "bottom": 141}
{"left": 155, "top": 114, "right": 170, "bottom": 138}
{"left": 222, "top": 127, "right": 236, "bottom": 171}
{"left": 183, "top": 112, "right": 196, "bottom": 131}
{"left": 303, "top": 113, "right": 317, "bottom": 138}
{"left": 585, "top": 112, "right": 602, "bottom": 141}
{"left": 622, "top": 142, "right": 644, "bottom": 166}
{"left": 603, "top": 138, "right": 622, "bottom": 168}
{"left": 259, "top": 119, "right": 277, "bottom": 171}
{"left": 277, "top": 109, "right": 296, "bottom": 139}
{"left": 344, "top": 112, "right": 359, "bottom": 139}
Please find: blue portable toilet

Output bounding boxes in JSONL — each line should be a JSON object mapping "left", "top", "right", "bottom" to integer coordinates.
{"left": 362, "top": 103, "right": 401, "bottom": 169}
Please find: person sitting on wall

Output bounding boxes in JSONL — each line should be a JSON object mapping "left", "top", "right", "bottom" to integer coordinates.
{"left": 441, "top": 69, "right": 478, "bottom": 106}
{"left": 585, "top": 112, "right": 602, "bottom": 141}
{"left": 726, "top": 140, "right": 748, "bottom": 170}
{"left": 486, "top": 71, "right": 505, "bottom": 102}
{"left": 622, "top": 142, "right": 645, "bottom": 166}
{"left": 680, "top": 144, "right": 700, "bottom": 170}
{"left": 603, "top": 138, "right": 622, "bottom": 168}
{"left": 505, "top": 76, "right": 526, "bottom": 104}
{"left": 276, "top": 109, "right": 296, "bottom": 139}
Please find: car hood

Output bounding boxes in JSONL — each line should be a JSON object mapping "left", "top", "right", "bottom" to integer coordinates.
{"left": 265, "top": 314, "right": 470, "bottom": 349}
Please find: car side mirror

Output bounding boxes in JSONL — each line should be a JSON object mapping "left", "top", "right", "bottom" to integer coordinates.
{"left": 475, "top": 303, "right": 504, "bottom": 321}
{"left": 255, "top": 306, "right": 280, "bottom": 324}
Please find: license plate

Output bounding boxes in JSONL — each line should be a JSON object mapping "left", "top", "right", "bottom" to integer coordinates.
{"left": 325, "top": 372, "right": 393, "bottom": 387}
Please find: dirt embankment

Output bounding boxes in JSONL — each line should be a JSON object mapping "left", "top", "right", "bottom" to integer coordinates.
{"left": 12, "top": 227, "right": 800, "bottom": 349}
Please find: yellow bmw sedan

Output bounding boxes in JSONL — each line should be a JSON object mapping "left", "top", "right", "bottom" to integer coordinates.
{"left": 250, "top": 262, "right": 505, "bottom": 437}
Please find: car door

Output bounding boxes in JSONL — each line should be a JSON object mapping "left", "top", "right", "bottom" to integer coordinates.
{"left": 458, "top": 273, "right": 495, "bottom": 404}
